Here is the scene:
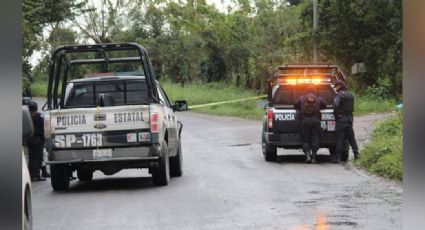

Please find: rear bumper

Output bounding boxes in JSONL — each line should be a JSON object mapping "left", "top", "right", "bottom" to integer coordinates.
{"left": 266, "top": 132, "right": 336, "bottom": 148}
{"left": 47, "top": 145, "right": 159, "bottom": 165}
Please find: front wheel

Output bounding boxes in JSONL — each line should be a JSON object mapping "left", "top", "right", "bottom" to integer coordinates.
{"left": 50, "top": 164, "right": 70, "bottom": 191}
{"left": 152, "top": 142, "right": 170, "bottom": 186}
{"left": 170, "top": 141, "right": 183, "bottom": 177}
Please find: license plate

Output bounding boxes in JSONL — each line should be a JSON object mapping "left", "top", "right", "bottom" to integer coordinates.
{"left": 93, "top": 149, "right": 112, "bottom": 160}
{"left": 327, "top": 121, "right": 336, "bottom": 131}
{"left": 321, "top": 113, "right": 335, "bottom": 120}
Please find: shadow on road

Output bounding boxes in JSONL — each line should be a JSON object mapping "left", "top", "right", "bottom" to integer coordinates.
{"left": 273, "top": 154, "right": 333, "bottom": 164}
{"left": 53, "top": 176, "right": 158, "bottom": 193}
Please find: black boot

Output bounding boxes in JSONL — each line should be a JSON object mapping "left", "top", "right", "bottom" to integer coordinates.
{"left": 305, "top": 151, "right": 311, "bottom": 163}
{"left": 31, "top": 174, "right": 46, "bottom": 182}
{"left": 311, "top": 151, "right": 317, "bottom": 163}
{"left": 331, "top": 154, "right": 341, "bottom": 164}
{"left": 42, "top": 166, "right": 50, "bottom": 178}
{"left": 353, "top": 151, "right": 359, "bottom": 160}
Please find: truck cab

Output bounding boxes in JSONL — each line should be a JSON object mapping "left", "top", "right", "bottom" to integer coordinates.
{"left": 44, "top": 43, "right": 187, "bottom": 190}
{"left": 262, "top": 64, "right": 349, "bottom": 162}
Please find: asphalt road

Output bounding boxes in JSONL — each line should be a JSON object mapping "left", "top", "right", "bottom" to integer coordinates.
{"left": 31, "top": 98, "right": 402, "bottom": 230}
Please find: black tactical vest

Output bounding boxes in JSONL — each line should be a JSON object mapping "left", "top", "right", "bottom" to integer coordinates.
{"left": 338, "top": 90, "right": 354, "bottom": 114}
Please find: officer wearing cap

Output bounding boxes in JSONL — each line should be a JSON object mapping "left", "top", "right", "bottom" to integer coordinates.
{"left": 294, "top": 84, "right": 327, "bottom": 163}
{"left": 27, "top": 100, "right": 46, "bottom": 181}
{"left": 333, "top": 80, "right": 359, "bottom": 163}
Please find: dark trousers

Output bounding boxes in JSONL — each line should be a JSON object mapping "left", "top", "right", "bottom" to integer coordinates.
{"left": 28, "top": 144, "right": 43, "bottom": 179}
{"left": 301, "top": 117, "right": 321, "bottom": 154}
{"left": 335, "top": 119, "right": 359, "bottom": 158}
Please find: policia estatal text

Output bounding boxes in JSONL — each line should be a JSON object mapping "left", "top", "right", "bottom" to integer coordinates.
{"left": 333, "top": 80, "right": 359, "bottom": 163}
{"left": 294, "top": 85, "right": 327, "bottom": 163}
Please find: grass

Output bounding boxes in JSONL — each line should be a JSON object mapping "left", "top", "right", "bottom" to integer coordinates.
{"left": 29, "top": 80, "right": 398, "bottom": 119}
{"left": 356, "top": 112, "right": 403, "bottom": 180}
{"left": 162, "top": 81, "right": 266, "bottom": 120}
{"left": 354, "top": 95, "right": 398, "bottom": 116}
{"left": 31, "top": 81, "right": 48, "bottom": 97}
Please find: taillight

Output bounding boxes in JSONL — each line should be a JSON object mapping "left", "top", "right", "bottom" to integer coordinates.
{"left": 150, "top": 112, "right": 159, "bottom": 133}
{"left": 268, "top": 109, "right": 273, "bottom": 129}
{"left": 44, "top": 114, "right": 51, "bottom": 139}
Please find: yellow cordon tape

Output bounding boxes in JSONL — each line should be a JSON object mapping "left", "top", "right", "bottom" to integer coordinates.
{"left": 188, "top": 95, "right": 267, "bottom": 109}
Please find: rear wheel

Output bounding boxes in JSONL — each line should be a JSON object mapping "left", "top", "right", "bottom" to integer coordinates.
{"left": 152, "top": 142, "right": 170, "bottom": 186}
{"left": 50, "top": 164, "right": 70, "bottom": 191}
{"left": 170, "top": 141, "right": 183, "bottom": 177}
{"left": 77, "top": 169, "right": 93, "bottom": 181}
{"left": 262, "top": 133, "right": 277, "bottom": 162}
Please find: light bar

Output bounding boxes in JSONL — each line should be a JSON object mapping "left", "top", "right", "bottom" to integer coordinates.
{"left": 277, "top": 77, "right": 331, "bottom": 85}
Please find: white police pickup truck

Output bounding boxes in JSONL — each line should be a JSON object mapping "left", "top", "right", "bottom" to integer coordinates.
{"left": 43, "top": 43, "right": 187, "bottom": 190}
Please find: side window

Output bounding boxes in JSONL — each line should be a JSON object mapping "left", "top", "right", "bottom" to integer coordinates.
{"left": 157, "top": 85, "right": 171, "bottom": 107}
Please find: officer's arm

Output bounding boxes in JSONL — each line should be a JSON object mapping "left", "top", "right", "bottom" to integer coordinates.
{"left": 320, "top": 98, "right": 327, "bottom": 110}
{"left": 35, "top": 115, "right": 44, "bottom": 136}
{"left": 294, "top": 97, "right": 302, "bottom": 110}
{"left": 334, "top": 93, "right": 341, "bottom": 109}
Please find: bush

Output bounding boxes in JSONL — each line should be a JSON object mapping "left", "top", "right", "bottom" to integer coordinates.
{"left": 357, "top": 112, "right": 403, "bottom": 180}
{"left": 31, "top": 81, "right": 48, "bottom": 97}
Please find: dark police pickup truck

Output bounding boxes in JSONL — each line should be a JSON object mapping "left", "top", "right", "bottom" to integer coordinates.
{"left": 43, "top": 43, "right": 188, "bottom": 190}
{"left": 262, "top": 64, "right": 349, "bottom": 162}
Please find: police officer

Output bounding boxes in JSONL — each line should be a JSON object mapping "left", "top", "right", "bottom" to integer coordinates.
{"left": 27, "top": 101, "right": 46, "bottom": 181}
{"left": 295, "top": 84, "right": 327, "bottom": 163}
{"left": 333, "top": 80, "right": 359, "bottom": 163}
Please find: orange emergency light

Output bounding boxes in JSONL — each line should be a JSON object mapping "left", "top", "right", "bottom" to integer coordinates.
{"left": 277, "top": 76, "right": 331, "bottom": 85}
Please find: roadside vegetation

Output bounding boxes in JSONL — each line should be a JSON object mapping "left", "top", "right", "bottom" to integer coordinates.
{"left": 31, "top": 80, "right": 397, "bottom": 119}
{"left": 356, "top": 112, "right": 403, "bottom": 180}
{"left": 162, "top": 82, "right": 266, "bottom": 120}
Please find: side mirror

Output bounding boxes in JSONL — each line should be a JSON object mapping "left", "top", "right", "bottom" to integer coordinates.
{"left": 173, "top": 100, "right": 188, "bottom": 111}
{"left": 22, "top": 107, "right": 34, "bottom": 139}
{"left": 256, "top": 100, "right": 269, "bottom": 109}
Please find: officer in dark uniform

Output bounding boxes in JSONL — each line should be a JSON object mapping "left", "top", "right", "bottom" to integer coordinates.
{"left": 333, "top": 80, "right": 359, "bottom": 163}
{"left": 27, "top": 101, "right": 46, "bottom": 181}
{"left": 294, "top": 84, "right": 327, "bottom": 163}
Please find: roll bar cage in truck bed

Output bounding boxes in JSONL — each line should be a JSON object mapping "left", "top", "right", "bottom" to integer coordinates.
{"left": 47, "top": 43, "right": 160, "bottom": 110}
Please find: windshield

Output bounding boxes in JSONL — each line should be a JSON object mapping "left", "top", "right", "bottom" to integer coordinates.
{"left": 64, "top": 80, "right": 149, "bottom": 108}
{"left": 271, "top": 84, "right": 335, "bottom": 106}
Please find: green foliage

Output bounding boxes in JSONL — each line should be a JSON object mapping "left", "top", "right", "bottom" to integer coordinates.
{"left": 26, "top": 0, "right": 402, "bottom": 101}
{"left": 161, "top": 81, "right": 265, "bottom": 120}
{"left": 30, "top": 81, "right": 48, "bottom": 97}
{"left": 22, "top": 0, "right": 86, "bottom": 89}
{"left": 315, "top": 0, "right": 402, "bottom": 97}
{"left": 357, "top": 112, "right": 403, "bottom": 180}
{"left": 354, "top": 95, "right": 397, "bottom": 115}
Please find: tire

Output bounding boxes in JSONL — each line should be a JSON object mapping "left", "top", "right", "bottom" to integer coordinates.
{"left": 262, "top": 133, "right": 277, "bottom": 162}
{"left": 169, "top": 141, "right": 183, "bottom": 177}
{"left": 50, "top": 164, "right": 70, "bottom": 191}
{"left": 77, "top": 169, "right": 93, "bottom": 181}
{"left": 23, "top": 187, "right": 32, "bottom": 230}
{"left": 152, "top": 142, "right": 170, "bottom": 186}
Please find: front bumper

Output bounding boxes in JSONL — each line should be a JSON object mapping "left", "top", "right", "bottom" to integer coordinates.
{"left": 266, "top": 132, "right": 336, "bottom": 148}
